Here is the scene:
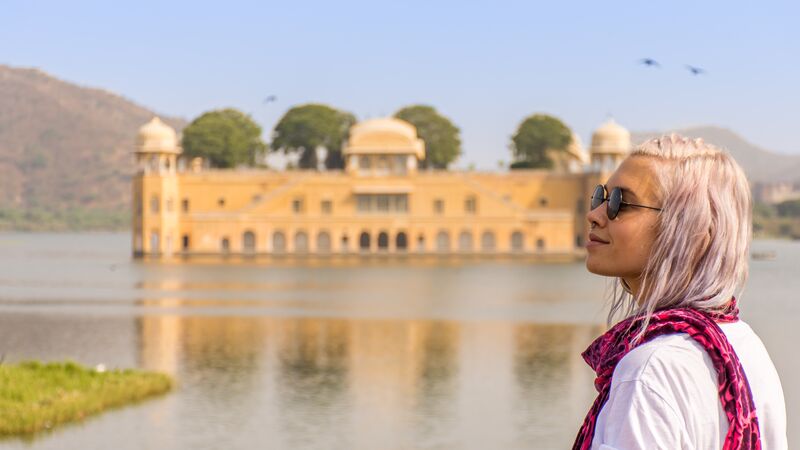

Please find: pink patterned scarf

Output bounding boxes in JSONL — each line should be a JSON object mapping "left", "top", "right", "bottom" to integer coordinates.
{"left": 573, "top": 299, "right": 761, "bottom": 449}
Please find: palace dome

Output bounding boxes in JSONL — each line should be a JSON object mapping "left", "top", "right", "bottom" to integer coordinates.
{"left": 590, "top": 119, "right": 630, "bottom": 155}
{"left": 137, "top": 117, "right": 180, "bottom": 154}
{"left": 345, "top": 118, "right": 425, "bottom": 159}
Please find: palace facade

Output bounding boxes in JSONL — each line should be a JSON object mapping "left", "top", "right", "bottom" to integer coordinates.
{"left": 132, "top": 117, "right": 630, "bottom": 257}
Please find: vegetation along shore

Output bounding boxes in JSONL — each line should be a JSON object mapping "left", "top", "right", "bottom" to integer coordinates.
{"left": 0, "top": 361, "right": 173, "bottom": 436}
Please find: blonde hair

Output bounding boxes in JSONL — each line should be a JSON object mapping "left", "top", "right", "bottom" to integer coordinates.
{"left": 609, "top": 134, "right": 752, "bottom": 338}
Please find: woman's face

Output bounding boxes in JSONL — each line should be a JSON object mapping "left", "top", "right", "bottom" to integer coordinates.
{"left": 585, "top": 156, "right": 662, "bottom": 293}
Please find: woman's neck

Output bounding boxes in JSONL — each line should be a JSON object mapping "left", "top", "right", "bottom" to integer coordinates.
{"left": 624, "top": 277, "right": 642, "bottom": 304}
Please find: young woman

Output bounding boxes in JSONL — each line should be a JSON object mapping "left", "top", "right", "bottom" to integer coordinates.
{"left": 574, "top": 135, "right": 787, "bottom": 449}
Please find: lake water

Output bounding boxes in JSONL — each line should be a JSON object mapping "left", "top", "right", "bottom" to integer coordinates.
{"left": 0, "top": 233, "right": 796, "bottom": 449}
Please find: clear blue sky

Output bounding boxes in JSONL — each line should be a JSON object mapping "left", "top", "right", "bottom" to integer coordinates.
{"left": 2, "top": 0, "right": 798, "bottom": 168}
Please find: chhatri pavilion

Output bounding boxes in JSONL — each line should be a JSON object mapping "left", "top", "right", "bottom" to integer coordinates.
{"left": 132, "top": 117, "right": 630, "bottom": 257}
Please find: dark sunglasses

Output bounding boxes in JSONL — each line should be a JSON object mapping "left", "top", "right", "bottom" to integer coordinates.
{"left": 590, "top": 184, "right": 662, "bottom": 220}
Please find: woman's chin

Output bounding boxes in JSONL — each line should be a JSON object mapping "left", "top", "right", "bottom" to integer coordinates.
{"left": 585, "top": 258, "right": 615, "bottom": 277}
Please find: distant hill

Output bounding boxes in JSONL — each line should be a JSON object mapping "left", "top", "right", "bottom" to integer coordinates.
{"left": 631, "top": 127, "right": 800, "bottom": 183}
{"left": 0, "top": 64, "right": 184, "bottom": 229}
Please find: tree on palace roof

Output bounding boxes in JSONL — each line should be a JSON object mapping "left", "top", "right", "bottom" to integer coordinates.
{"left": 510, "top": 114, "right": 572, "bottom": 169}
{"left": 270, "top": 104, "right": 356, "bottom": 170}
{"left": 394, "top": 105, "right": 461, "bottom": 170}
{"left": 182, "top": 109, "right": 266, "bottom": 168}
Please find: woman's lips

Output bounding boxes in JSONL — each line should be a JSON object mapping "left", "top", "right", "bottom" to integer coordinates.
{"left": 586, "top": 233, "right": 610, "bottom": 248}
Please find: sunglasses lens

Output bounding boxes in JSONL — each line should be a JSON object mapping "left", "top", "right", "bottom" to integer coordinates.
{"left": 608, "top": 187, "right": 622, "bottom": 219}
{"left": 591, "top": 185, "right": 604, "bottom": 210}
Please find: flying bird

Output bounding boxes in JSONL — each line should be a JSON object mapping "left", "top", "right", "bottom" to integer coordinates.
{"left": 685, "top": 65, "right": 706, "bottom": 75}
{"left": 639, "top": 58, "right": 661, "bottom": 68}
{"left": 263, "top": 95, "right": 277, "bottom": 104}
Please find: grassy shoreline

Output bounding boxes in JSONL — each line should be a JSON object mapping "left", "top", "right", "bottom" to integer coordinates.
{"left": 0, "top": 361, "right": 173, "bottom": 436}
{"left": 0, "top": 208, "right": 130, "bottom": 232}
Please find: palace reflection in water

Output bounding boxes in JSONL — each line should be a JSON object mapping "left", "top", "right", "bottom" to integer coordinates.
{"left": 137, "top": 309, "right": 600, "bottom": 448}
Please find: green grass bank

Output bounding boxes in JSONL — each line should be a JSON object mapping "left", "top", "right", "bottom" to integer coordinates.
{"left": 0, "top": 361, "right": 173, "bottom": 436}
{"left": 0, "top": 207, "right": 130, "bottom": 232}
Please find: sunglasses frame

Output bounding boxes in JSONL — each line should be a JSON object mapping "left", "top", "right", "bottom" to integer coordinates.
{"left": 590, "top": 184, "right": 662, "bottom": 220}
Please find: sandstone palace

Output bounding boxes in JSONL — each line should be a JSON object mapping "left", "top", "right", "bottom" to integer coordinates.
{"left": 132, "top": 117, "right": 629, "bottom": 257}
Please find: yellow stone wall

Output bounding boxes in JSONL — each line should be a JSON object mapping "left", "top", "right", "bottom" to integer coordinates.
{"left": 134, "top": 173, "right": 180, "bottom": 256}
{"left": 132, "top": 116, "right": 624, "bottom": 258}
{"left": 133, "top": 168, "right": 606, "bottom": 256}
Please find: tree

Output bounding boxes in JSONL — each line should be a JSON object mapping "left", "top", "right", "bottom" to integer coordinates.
{"left": 394, "top": 105, "right": 461, "bottom": 169}
{"left": 753, "top": 201, "right": 776, "bottom": 218}
{"left": 182, "top": 109, "right": 266, "bottom": 168}
{"left": 270, "top": 104, "right": 356, "bottom": 170}
{"left": 510, "top": 114, "right": 572, "bottom": 169}
{"left": 776, "top": 199, "right": 800, "bottom": 217}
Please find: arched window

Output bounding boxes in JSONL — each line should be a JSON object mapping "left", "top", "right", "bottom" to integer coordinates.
{"left": 149, "top": 231, "right": 160, "bottom": 253}
{"left": 359, "top": 155, "right": 371, "bottom": 169}
{"left": 436, "top": 231, "right": 450, "bottom": 253}
{"left": 511, "top": 231, "right": 524, "bottom": 252}
{"left": 393, "top": 155, "right": 407, "bottom": 175}
{"left": 221, "top": 237, "right": 230, "bottom": 253}
{"left": 376, "top": 156, "right": 389, "bottom": 174}
{"left": 396, "top": 232, "right": 408, "bottom": 251}
{"left": 294, "top": 231, "right": 309, "bottom": 253}
{"left": 377, "top": 231, "right": 389, "bottom": 251}
{"left": 341, "top": 235, "right": 349, "bottom": 253}
{"left": 359, "top": 232, "right": 371, "bottom": 252}
{"left": 317, "top": 231, "right": 331, "bottom": 253}
{"left": 150, "top": 195, "right": 160, "bottom": 214}
{"left": 135, "top": 195, "right": 142, "bottom": 217}
{"left": 243, "top": 231, "right": 256, "bottom": 253}
{"left": 458, "top": 231, "right": 473, "bottom": 252}
{"left": 481, "top": 231, "right": 496, "bottom": 252}
{"left": 536, "top": 238, "right": 546, "bottom": 252}
{"left": 272, "top": 231, "right": 286, "bottom": 254}
{"left": 416, "top": 234, "right": 426, "bottom": 253}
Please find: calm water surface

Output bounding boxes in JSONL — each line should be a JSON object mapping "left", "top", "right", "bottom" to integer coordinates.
{"left": 0, "top": 233, "right": 796, "bottom": 449}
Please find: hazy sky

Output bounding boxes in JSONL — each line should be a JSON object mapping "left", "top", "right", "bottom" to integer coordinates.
{"left": 2, "top": 0, "right": 798, "bottom": 168}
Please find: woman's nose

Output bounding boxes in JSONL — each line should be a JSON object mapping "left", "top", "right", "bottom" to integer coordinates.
{"left": 586, "top": 200, "right": 608, "bottom": 228}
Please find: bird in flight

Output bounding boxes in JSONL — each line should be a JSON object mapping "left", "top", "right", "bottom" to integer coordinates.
{"left": 263, "top": 95, "right": 277, "bottom": 104}
{"left": 685, "top": 65, "right": 706, "bottom": 75}
{"left": 639, "top": 58, "right": 661, "bottom": 68}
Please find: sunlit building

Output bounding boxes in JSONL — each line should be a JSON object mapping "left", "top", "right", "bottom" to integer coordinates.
{"left": 132, "top": 117, "right": 630, "bottom": 257}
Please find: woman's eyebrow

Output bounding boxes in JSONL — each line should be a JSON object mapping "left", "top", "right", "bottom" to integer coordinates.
{"left": 607, "top": 184, "right": 640, "bottom": 202}
{"left": 620, "top": 187, "right": 639, "bottom": 202}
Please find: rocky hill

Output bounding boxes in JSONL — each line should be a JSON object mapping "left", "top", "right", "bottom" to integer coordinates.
{"left": 0, "top": 64, "right": 184, "bottom": 229}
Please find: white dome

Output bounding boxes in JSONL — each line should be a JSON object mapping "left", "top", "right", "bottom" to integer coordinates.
{"left": 350, "top": 117, "right": 417, "bottom": 142}
{"left": 590, "top": 119, "right": 630, "bottom": 155}
{"left": 344, "top": 117, "right": 425, "bottom": 159}
{"left": 137, "top": 117, "right": 180, "bottom": 154}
